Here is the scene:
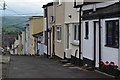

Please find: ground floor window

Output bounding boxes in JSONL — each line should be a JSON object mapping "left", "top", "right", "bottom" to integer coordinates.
{"left": 85, "top": 22, "right": 89, "bottom": 39}
{"left": 73, "top": 24, "right": 79, "bottom": 41}
{"left": 106, "top": 20, "right": 119, "bottom": 48}
{"left": 56, "top": 26, "right": 62, "bottom": 41}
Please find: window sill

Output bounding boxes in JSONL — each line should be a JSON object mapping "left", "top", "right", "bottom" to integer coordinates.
{"left": 57, "top": 3, "right": 62, "bottom": 7}
{"left": 71, "top": 40, "right": 79, "bottom": 46}
{"left": 56, "top": 40, "right": 62, "bottom": 43}
{"left": 84, "top": 37, "right": 88, "bottom": 40}
{"left": 104, "top": 45, "right": 119, "bottom": 49}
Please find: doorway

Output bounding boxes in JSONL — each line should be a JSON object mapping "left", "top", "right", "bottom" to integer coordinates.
{"left": 94, "top": 21, "right": 99, "bottom": 67}
{"left": 66, "top": 24, "right": 69, "bottom": 49}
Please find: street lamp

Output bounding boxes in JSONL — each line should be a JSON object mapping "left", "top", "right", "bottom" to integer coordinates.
{"left": 74, "top": 0, "right": 83, "bottom": 66}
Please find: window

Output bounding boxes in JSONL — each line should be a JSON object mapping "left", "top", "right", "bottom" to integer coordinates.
{"left": 85, "top": 22, "right": 89, "bottom": 39}
{"left": 51, "top": 16, "right": 54, "bottom": 22}
{"left": 74, "top": 24, "right": 79, "bottom": 41}
{"left": 56, "top": 26, "right": 62, "bottom": 41}
{"left": 106, "top": 20, "right": 119, "bottom": 48}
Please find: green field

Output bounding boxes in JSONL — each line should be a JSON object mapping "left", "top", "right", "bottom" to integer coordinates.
{"left": 2, "top": 16, "right": 30, "bottom": 34}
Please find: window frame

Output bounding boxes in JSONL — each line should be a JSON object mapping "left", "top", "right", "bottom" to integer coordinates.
{"left": 85, "top": 22, "right": 89, "bottom": 39}
{"left": 56, "top": 25, "right": 62, "bottom": 42}
{"left": 105, "top": 20, "right": 119, "bottom": 48}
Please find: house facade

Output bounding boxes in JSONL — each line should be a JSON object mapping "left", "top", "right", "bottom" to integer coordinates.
{"left": 42, "top": 2, "right": 54, "bottom": 57}
{"left": 42, "top": 0, "right": 120, "bottom": 69}
{"left": 25, "top": 24, "right": 30, "bottom": 55}
{"left": 21, "top": 28, "right": 26, "bottom": 55}
{"left": 13, "top": 33, "right": 22, "bottom": 55}
{"left": 64, "top": 1, "right": 83, "bottom": 65}
{"left": 29, "top": 16, "right": 43, "bottom": 55}
{"left": 81, "top": 1, "right": 120, "bottom": 69}
{"left": 53, "top": 1, "right": 65, "bottom": 59}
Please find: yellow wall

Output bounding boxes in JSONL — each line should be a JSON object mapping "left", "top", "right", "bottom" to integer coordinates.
{"left": 30, "top": 18, "right": 43, "bottom": 34}
{"left": 29, "top": 17, "right": 43, "bottom": 55}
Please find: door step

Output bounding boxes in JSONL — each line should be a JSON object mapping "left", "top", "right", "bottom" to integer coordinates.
{"left": 63, "top": 63, "right": 74, "bottom": 67}
{"left": 60, "top": 59, "right": 69, "bottom": 64}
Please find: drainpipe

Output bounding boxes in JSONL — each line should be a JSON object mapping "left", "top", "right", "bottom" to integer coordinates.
{"left": 46, "top": 7, "right": 49, "bottom": 58}
{"left": 99, "top": 18, "right": 102, "bottom": 67}
{"left": 79, "top": 5, "right": 82, "bottom": 66}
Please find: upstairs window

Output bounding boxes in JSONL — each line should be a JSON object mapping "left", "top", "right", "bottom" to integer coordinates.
{"left": 56, "top": 26, "right": 62, "bottom": 41}
{"left": 106, "top": 20, "right": 119, "bottom": 48}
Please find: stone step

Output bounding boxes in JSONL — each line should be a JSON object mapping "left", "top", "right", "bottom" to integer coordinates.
{"left": 60, "top": 59, "right": 69, "bottom": 64}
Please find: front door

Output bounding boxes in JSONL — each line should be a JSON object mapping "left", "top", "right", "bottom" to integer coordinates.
{"left": 66, "top": 24, "right": 69, "bottom": 49}
{"left": 94, "top": 22, "right": 99, "bottom": 67}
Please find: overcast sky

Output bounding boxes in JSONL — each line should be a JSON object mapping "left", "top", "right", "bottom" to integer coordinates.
{"left": 0, "top": 0, "right": 53, "bottom": 16}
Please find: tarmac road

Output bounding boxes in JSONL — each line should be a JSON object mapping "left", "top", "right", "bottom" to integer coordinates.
{"left": 6, "top": 56, "right": 111, "bottom": 78}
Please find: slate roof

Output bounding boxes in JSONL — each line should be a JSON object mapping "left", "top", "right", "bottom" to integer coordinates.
{"left": 82, "top": 2, "right": 120, "bottom": 20}
{"left": 42, "top": 2, "right": 53, "bottom": 8}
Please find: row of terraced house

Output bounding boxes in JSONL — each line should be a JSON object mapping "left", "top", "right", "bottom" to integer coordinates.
{"left": 10, "top": 0, "right": 120, "bottom": 70}
{"left": 10, "top": 16, "right": 44, "bottom": 56}
{"left": 42, "top": 0, "right": 120, "bottom": 70}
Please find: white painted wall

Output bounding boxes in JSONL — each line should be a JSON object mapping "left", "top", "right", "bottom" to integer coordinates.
{"left": 82, "top": 21, "right": 94, "bottom": 60}
{"left": 101, "top": 18, "right": 119, "bottom": 66}
{"left": 26, "top": 25, "right": 30, "bottom": 55}
{"left": 118, "top": 18, "right": 120, "bottom": 70}
{"left": 64, "top": 2, "right": 80, "bottom": 59}
{"left": 69, "top": 24, "right": 80, "bottom": 58}
{"left": 43, "top": 18, "right": 47, "bottom": 55}
{"left": 82, "top": 18, "right": 119, "bottom": 67}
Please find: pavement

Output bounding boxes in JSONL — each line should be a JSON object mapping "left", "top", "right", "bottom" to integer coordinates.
{"left": 0, "top": 54, "right": 10, "bottom": 79}
{"left": 4, "top": 55, "right": 112, "bottom": 78}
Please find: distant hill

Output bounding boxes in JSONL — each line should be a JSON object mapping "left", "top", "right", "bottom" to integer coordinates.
{"left": 2, "top": 16, "right": 31, "bottom": 34}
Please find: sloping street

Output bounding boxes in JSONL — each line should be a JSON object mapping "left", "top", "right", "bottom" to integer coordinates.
{"left": 0, "top": 0, "right": 120, "bottom": 79}
{"left": 3, "top": 55, "right": 110, "bottom": 78}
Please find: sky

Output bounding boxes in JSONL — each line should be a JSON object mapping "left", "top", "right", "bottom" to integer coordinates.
{"left": 0, "top": 0, "right": 53, "bottom": 16}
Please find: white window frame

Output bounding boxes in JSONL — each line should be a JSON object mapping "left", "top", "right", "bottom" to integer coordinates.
{"left": 56, "top": 26, "right": 62, "bottom": 42}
